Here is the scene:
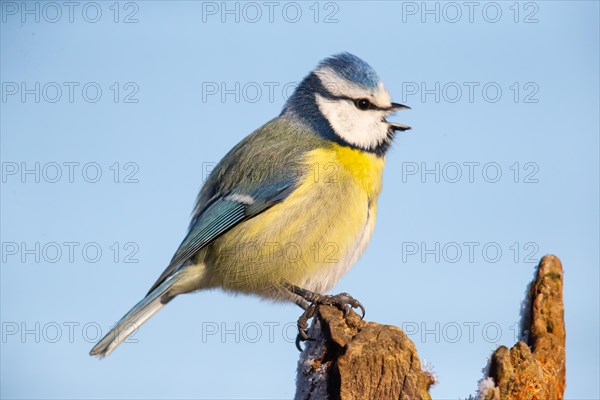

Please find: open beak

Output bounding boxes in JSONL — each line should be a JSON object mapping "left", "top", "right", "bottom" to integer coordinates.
{"left": 390, "top": 102, "right": 411, "bottom": 111}
{"left": 389, "top": 122, "right": 411, "bottom": 132}
{"left": 386, "top": 102, "right": 411, "bottom": 131}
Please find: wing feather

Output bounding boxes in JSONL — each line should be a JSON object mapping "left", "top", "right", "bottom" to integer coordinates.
{"left": 146, "top": 182, "right": 294, "bottom": 294}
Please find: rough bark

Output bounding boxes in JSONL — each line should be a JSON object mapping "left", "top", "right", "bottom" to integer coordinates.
{"left": 295, "top": 255, "right": 566, "bottom": 400}
{"left": 479, "top": 254, "right": 566, "bottom": 399}
{"left": 295, "top": 305, "right": 435, "bottom": 400}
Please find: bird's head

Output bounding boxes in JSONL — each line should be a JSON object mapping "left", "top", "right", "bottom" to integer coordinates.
{"left": 282, "top": 53, "right": 410, "bottom": 156}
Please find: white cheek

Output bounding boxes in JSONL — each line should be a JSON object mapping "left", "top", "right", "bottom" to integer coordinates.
{"left": 315, "top": 93, "right": 388, "bottom": 149}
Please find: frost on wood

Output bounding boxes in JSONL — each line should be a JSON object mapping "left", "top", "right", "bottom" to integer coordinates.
{"left": 295, "top": 305, "right": 435, "bottom": 400}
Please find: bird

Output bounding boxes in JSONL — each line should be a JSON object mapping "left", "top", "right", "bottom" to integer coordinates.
{"left": 90, "top": 52, "right": 411, "bottom": 358}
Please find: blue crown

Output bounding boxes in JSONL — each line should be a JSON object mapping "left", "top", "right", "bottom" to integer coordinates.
{"left": 317, "top": 53, "right": 380, "bottom": 89}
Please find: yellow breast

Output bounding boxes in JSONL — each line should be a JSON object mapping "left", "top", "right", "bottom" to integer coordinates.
{"left": 304, "top": 143, "right": 385, "bottom": 202}
{"left": 208, "top": 143, "right": 386, "bottom": 295}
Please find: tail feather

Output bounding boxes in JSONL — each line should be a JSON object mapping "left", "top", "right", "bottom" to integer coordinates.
{"left": 89, "top": 276, "right": 175, "bottom": 358}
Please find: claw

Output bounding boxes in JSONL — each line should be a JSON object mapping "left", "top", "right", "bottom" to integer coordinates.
{"left": 295, "top": 303, "right": 318, "bottom": 351}
{"left": 295, "top": 333, "right": 315, "bottom": 352}
{"left": 299, "top": 329, "right": 310, "bottom": 341}
{"left": 322, "top": 292, "right": 365, "bottom": 319}
{"left": 296, "top": 330, "right": 309, "bottom": 352}
{"left": 290, "top": 285, "right": 367, "bottom": 351}
{"left": 357, "top": 303, "right": 366, "bottom": 319}
{"left": 295, "top": 335, "right": 304, "bottom": 352}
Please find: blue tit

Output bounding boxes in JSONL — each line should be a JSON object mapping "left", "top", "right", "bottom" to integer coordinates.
{"left": 90, "top": 52, "right": 411, "bottom": 358}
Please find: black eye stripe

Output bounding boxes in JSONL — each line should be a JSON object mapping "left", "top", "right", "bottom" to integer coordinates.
{"left": 320, "top": 92, "right": 388, "bottom": 111}
{"left": 313, "top": 73, "right": 391, "bottom": 111}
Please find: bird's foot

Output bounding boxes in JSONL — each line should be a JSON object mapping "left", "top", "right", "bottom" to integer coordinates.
{"left": 294, "top": 291, "right": 365, "bottom": 351}
{"left": 295, "top": 303, "right": 318, "bottom": 351}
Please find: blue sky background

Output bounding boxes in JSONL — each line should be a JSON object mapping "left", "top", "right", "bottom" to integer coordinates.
{"left": 1, "top": 1, "right": 598, "bottom": 398}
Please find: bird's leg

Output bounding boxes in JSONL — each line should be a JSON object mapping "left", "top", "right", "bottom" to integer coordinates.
{"left": 286, "top": 284, "right": 366, "bottom": 317}
{"left": 284, "top": 284, "right": 366, "bottom": 351}
{"left": 294, "top": 297, "right": 310, "bottom": 310}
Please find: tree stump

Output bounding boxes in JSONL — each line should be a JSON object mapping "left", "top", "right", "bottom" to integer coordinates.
{"left": 295, "top": 305, "right": 435, "bottom": 399}
{"left": 295, "top": 255, "right": 566, "bottom": 400}
{"left": 479, "top": 254, "right": 566, "bottom": 399}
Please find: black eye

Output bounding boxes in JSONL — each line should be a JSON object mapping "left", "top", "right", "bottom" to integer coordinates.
{"left": 355, "top": 98, "right": 371, "bottom": 110}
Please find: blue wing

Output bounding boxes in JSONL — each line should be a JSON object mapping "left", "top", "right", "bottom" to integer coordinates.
{"left": 146, "top": 181, "right": 295, "bottom": 294}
